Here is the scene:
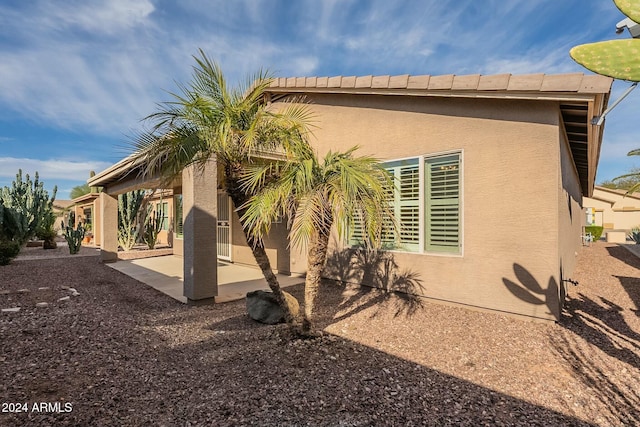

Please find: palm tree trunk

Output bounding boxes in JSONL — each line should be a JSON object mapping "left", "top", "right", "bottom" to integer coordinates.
{"left": 302, "top": 229, "right": 331, "bottom": 333}
{"left": 226, "top": 184, "right": 296, "bottom": 325}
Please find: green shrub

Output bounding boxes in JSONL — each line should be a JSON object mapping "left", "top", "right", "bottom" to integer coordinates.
{"left": 0, "top": 239, "right": 20, "bottom": 265}
{"left": 585, "top": 225, "right": 604, "bottom": 241}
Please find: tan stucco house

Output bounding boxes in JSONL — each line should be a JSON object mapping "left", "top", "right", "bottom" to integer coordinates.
{"left": 583, "top": 186, "right": 640, "bottom": 231}
{"left": 88, "top": 72, "right": 612, "bottom": 322}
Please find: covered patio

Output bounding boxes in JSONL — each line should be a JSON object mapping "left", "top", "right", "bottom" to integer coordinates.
{"left": 88, "top": 156, "right": 300, "bottom": 304}
{"left": 107, "top": 255, "right": 302, "bottom": 304}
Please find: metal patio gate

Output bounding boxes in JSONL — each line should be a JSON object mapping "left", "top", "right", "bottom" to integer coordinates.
{"left": 217, "top": 192, "right": 231, "bottom": 261}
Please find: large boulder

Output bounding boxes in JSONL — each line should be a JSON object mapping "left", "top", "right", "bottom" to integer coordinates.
{"left": 246, "top": 290, "right": 299, "bottom": 324}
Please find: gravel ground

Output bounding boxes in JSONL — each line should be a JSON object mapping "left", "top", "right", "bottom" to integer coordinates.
{"left": 0, "top": 242, "right": 638, "bottom": 426}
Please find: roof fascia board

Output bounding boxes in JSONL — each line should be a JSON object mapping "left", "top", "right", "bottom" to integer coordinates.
{"left": 267, "top": 87, "right": 598, "bottom": 103}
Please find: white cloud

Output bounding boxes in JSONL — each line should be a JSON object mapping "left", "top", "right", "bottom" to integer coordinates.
{"left": 0, "top": 158, "right": 111, "bottom": 182}
{"left": 0, "top": 0, "right": 165, "bottom": 136}
{"left": 38, "top": 0, "right": 155, "bottom": 36}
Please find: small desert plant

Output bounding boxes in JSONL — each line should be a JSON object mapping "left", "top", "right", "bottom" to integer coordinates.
{"left": 61, "top": 220, "right": 85, "bottom": 254}
{"left": 143, "top": 208, "right": 163, "bottom": 249}
{"left": 629, "top": 227, "right": 640, "bottom": 244}
{"left": 0, "top": 238, "right": 20, "bottom": 265}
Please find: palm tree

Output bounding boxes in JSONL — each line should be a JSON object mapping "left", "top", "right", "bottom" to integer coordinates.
{"left": 70, "top": 184, "right": 91, "bottom": 200}
{"left": 241, "top": 144, "right": 394, "bottom": 333}
{"left": 131, "top": 50, "right": 313, "bottom": 323}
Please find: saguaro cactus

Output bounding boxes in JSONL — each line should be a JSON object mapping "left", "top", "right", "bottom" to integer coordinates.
{"left": 0, "top": 169, "right": 57, "bottom": 245}
{"left": 143, "top": 207, "right": 163, "bottom": 249}
{"left": 61, "top": 220, "right": 85, "bottom": 255}
{"left": 118, "top": 190, "right": 145, "bottom": 251}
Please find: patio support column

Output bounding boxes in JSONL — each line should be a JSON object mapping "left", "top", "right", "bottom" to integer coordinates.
{"left": 99, "top": 192, "right": 118, "bottom": 263}
{"left": 182, "top": 159, "right": 218, "bottom": 302}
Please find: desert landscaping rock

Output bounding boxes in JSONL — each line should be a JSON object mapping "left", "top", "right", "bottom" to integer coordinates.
{"left": 38, "top": 286, "right": 50, "bottom": 291}
{"left": 57, "top": 296, "right": 71, "bottom": 302}
{"left": 16, "top": 288, "right": 29, "bottom": 293}
{"left": 0, "top": 290, "right": 10, "bottom": 295}
{"left": 36, "top": 302, "right": 49, "bottom": 308}
{"left": 0, "top": 243, "right": 638, "bottom": 426}
{"left": 246, "top": 289, "right": 300, "bottom": 324}
{"left": 1, "top": 307, "right": 21, "bottom": 313}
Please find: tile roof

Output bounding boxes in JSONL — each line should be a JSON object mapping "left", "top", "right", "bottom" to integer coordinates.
{"left": 268, "top": 72, "right": 612, "bottom": 95}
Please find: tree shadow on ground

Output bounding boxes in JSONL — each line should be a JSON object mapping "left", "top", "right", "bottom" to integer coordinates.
{"left": 550, "top": 318, "right": 640, "bottom": 426}
{"left": 560, "top": 292, "right": 640, "bottom": 368}
{"left": 605, "top": 244, "right": 640, "bottom": 271}
{"left": 320, "top": 247, "right": 425, "bottom": 323}
{"left": 548, "top": 275, "right": 640, "bottom": 426}
{"left": 183, "top": 319, "right": 596, "bottom": 426}
{"left": 615, "top": 275, "right": 640, "bottom": 318}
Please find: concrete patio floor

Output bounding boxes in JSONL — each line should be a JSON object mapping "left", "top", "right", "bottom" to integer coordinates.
{"left": 106, "top": 255, "right": 303, "bottom": 304}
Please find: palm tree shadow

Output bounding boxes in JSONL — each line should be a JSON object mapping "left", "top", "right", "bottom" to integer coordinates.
{"left": 502, "top": 263, "right": 562, "bottom": 320}
{"left": 550, "top": 330, "right": 640, "bottom": 426}
{"left": 320, "top": 245, "right": 425, "bottom": 323}
{"left": 561, "top": 292, "right": 640, "bottom": 367}
{"left": 614, "top": 275, "right": 640, "bottom": 318}
{"left": 605, "top": 244, "right": 640, "bottom": 271}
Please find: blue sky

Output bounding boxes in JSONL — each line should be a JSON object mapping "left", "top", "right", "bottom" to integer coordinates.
{"left": 1, "top": 0, "right": 638, "bottom": 199}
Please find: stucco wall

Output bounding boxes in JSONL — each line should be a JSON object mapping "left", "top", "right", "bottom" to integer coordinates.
{"left": 557, "top": 125, "right": 583, "bottom": 315}
{"left": 231, "top": 207, "right": 295, "bottom": 274}
{"left": 274, "top": 93, "right": 563, "bottom": 320}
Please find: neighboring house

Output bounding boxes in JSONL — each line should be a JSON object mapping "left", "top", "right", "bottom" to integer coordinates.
{"left": 583, "top": 186, "right": 640, "bottom": 231}
{"left": 70, "top": 190, "right": 174, "bottom": 247}
{"left": 88, "top": 72, "right": 612, "bottom": 322}
{"left": 52, "top": 199, "right": 73, "bottom": 233}
{"left": 71, "top": 192, "right": 102, "bottom": 244}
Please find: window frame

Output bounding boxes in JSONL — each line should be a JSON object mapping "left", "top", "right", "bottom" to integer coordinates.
{"left": 174, "top": 194, "right": 183, "bottom": 239}
{"left": 156, "top": 201, "right": 169, "bottom": 231}
{"left": 350, "top": 150, "right": 463, "bottom": 257}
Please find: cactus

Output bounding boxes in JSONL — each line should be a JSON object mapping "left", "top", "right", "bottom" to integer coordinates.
{"left": 0, "top": 201, "right": 25, "bottom": 243}
{"left": 571, "top": 0, "right": 640, "bottom": 82}
{"left": 143, "top": 207, "right": 163, "bottom": 249}
{"left": 615, "top": 0, "right": 640, "bottom": 23}
{"left": 118, "top": 190, "right": 145, "bottom": 250}
{"left": 570, "top": 39, "right": 640, "bottom": 82}
{"left": 0, "top": 169, "right": 57, "bottom": 245}
{"left": 61, "top": 220, "right": 85, "bottom": 254}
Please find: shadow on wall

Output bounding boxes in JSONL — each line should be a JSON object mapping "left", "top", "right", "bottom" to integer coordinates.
{"left": 502, "top": 263, "right": 561, "bottom": 320}
{"left": 322, "top": 246, "right": 425, "bottom": 319}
